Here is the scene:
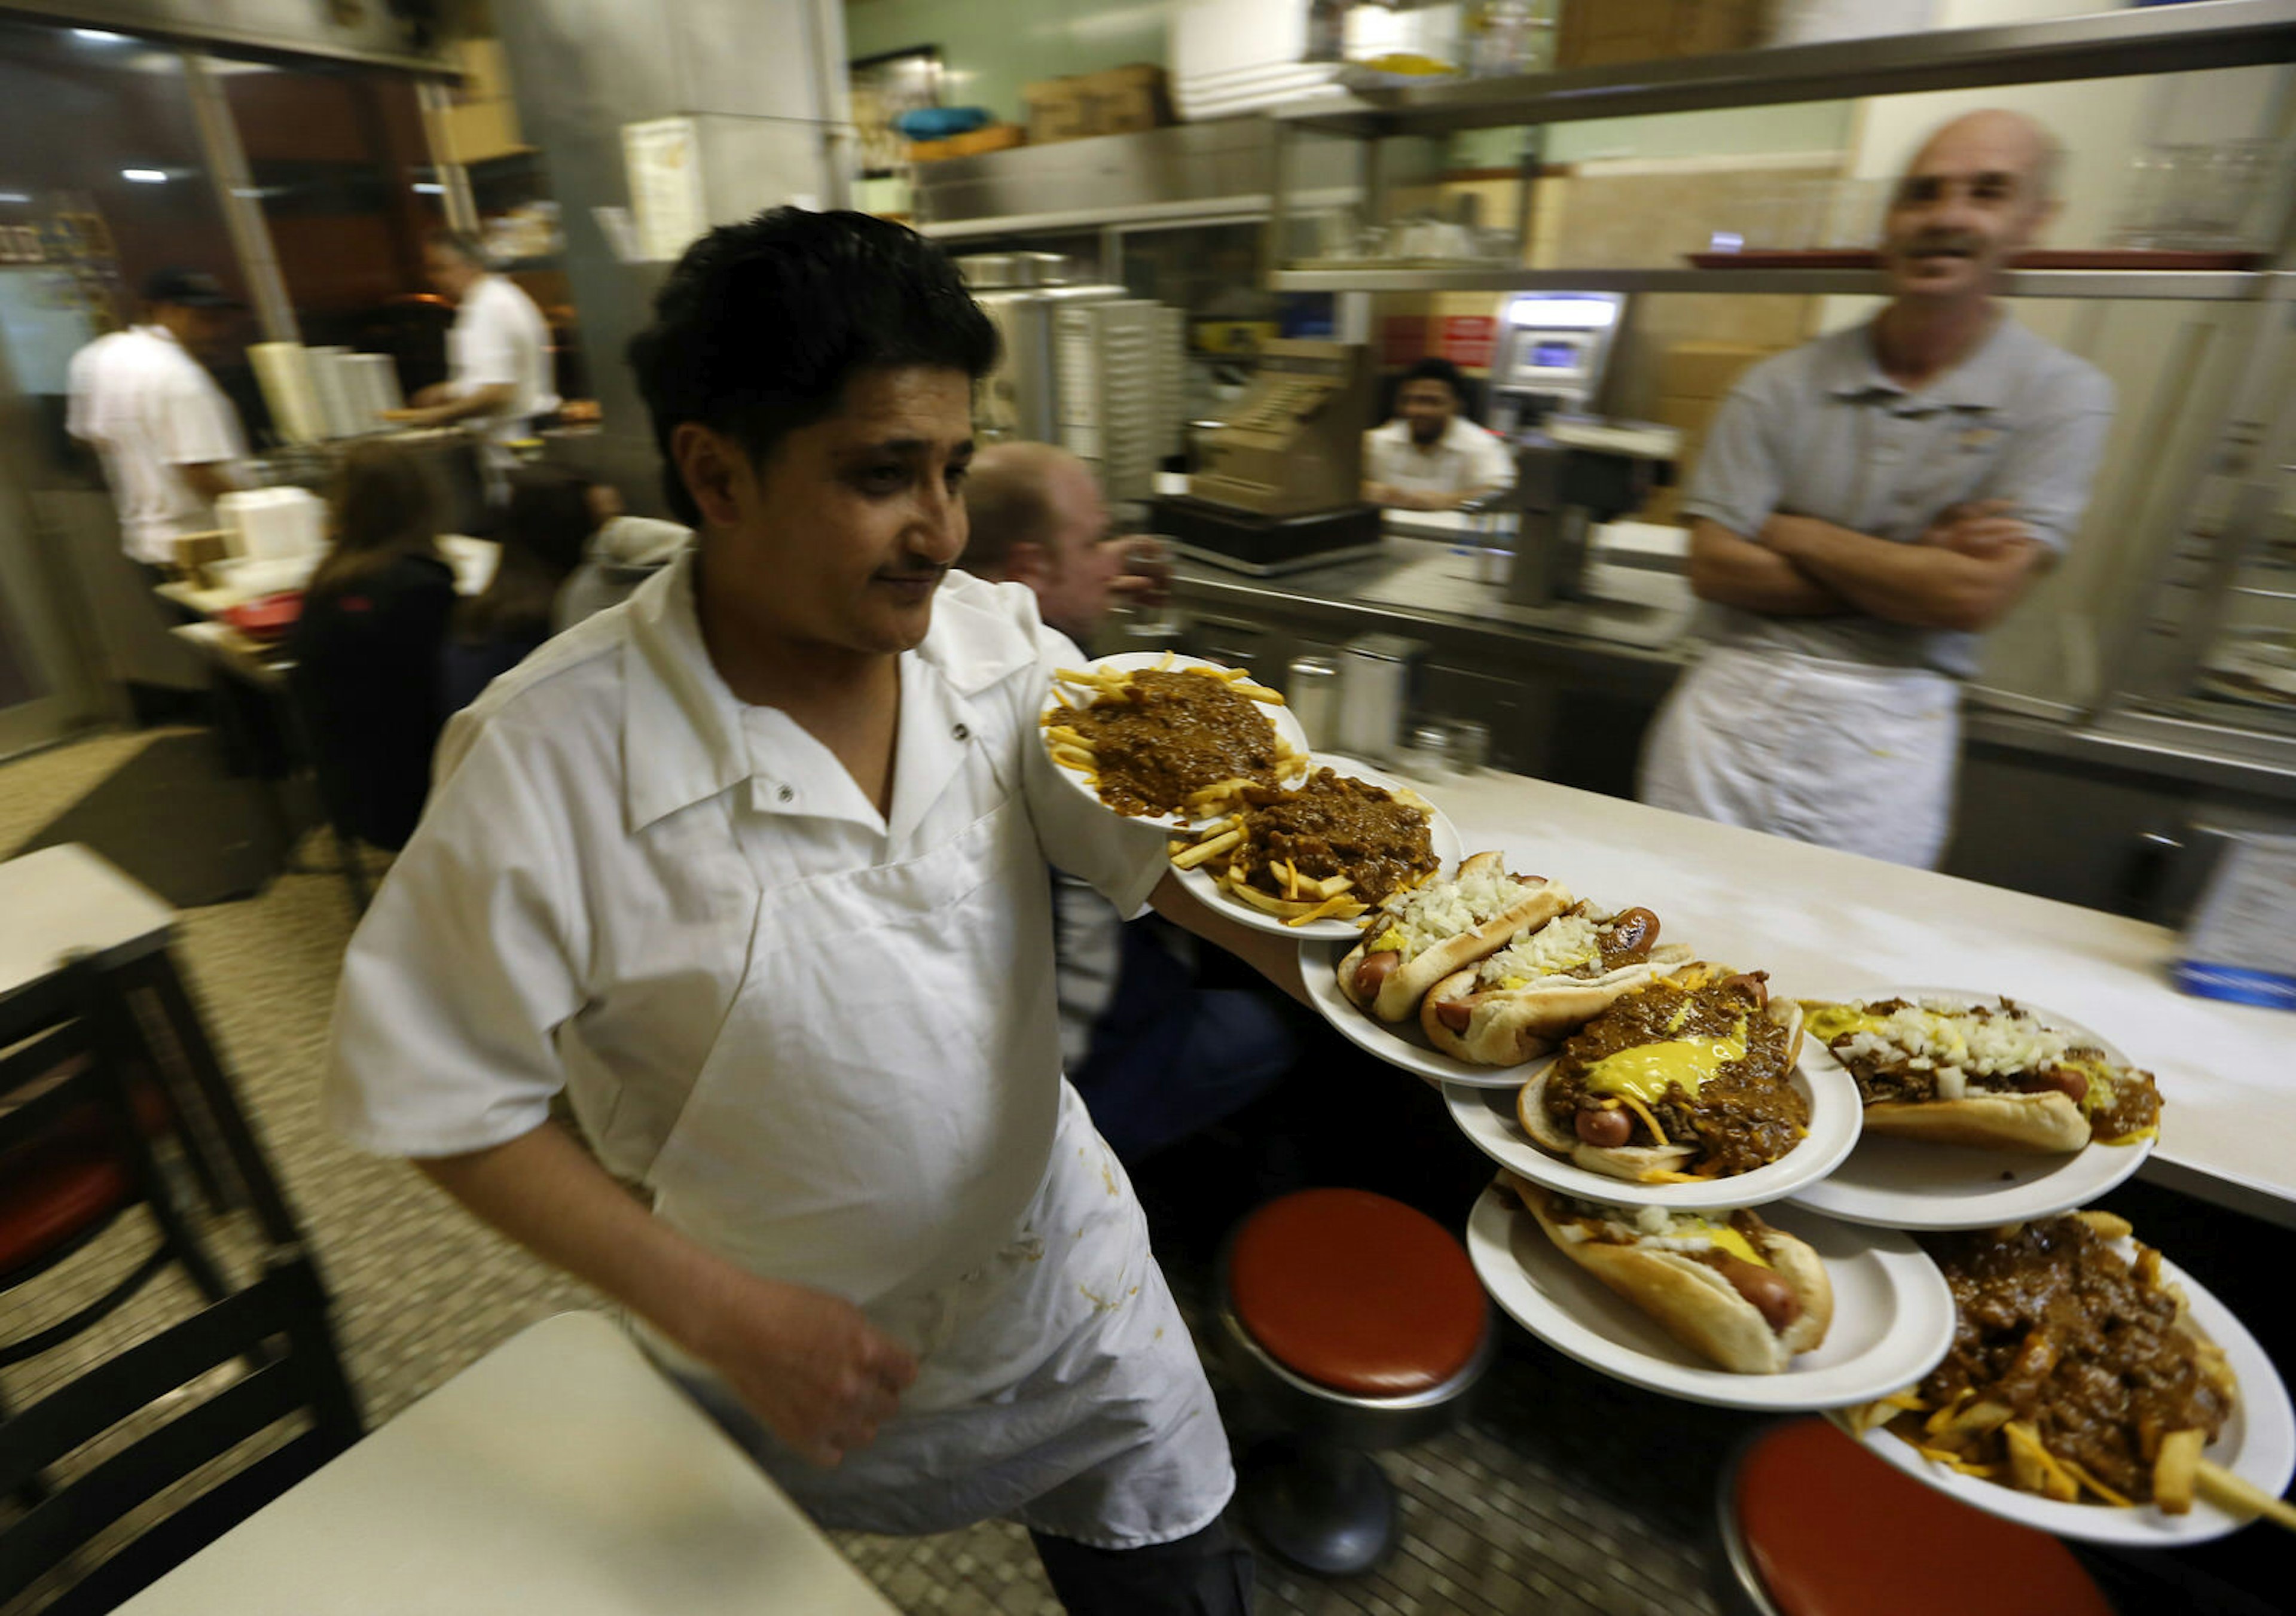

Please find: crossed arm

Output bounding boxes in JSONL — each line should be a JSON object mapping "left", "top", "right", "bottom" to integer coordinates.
{"left": 1687, "top": 503, "right": 2051, "bottom": 633}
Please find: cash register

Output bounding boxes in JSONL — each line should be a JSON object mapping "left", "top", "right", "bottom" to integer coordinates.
{"left": 1154, "top": 339, "right": 1383, "bottom": 574}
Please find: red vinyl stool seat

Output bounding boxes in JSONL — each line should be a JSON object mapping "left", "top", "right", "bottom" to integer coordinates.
{"left": 1229, "top": 1188, "right": 1487, "bottom": 1397}
{"left": 0, "top": 1147, "right": 133, "bottom": 1275}
{"left": 1727, "top": 1420, "right": 2113, "bottom": 1616}
{"left": 1220, "top": 1190, "right": 1492, "bottom": 1579}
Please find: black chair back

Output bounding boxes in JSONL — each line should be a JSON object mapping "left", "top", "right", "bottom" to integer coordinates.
{"left": 0, "top": 1252, "right": 364, "bottom": 1614}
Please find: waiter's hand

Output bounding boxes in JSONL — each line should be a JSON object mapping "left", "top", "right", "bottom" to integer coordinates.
{"left": 1110, "top": 535, "right": 1173, "bottom": 609}
{"left": 700, "top": 1274, "right": 919, "bottom": 1466}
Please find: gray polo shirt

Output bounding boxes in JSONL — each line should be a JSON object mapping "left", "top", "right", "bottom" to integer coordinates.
{"left": 1681, "top": 316, "right": 2114, "bottom": 678}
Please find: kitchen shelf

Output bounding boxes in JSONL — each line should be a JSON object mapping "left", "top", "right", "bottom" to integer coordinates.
{"left": 1273, "top": 0, "right": 2296, "bottom": 136}
{"left": 1270, "top": 267, "right": 2291, "bottom": 301}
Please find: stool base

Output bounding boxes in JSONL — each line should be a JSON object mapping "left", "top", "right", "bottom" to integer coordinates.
{"left": 1237, "top": 1436, "right": 1397, "bottom": 1578}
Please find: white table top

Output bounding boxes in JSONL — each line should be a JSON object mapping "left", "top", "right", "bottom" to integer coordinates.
{"left": 115, "top": 1312, "right": 899, "bottom": 1616}
{"left": 158, "top": 535, "right": 499, "bottom": 620}
{"left": 1414, "top": 769, "right": 2296, "bottom": 1227}
{"left": 0, "top": 843, "right": 175, "bottom": 1003}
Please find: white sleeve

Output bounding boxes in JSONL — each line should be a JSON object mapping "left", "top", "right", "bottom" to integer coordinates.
{"left": 455, "top": 294, "right": 522, "bottom": 392}
{"left": 1018, "top": 619, "right": 1169, "bottom": 920}
{"left": 322, "top": 715, "right": 590, "bottom": 1158}
{"left": 66, "top": 342, "right": 105, "bottom": 443}
{"left": 1361, "top": 428, "right": 1393, "bottom": 486}
{"left": 156, "top": 367, "right": 243, "bottom": 467}
{"left": 1467, "top": 426, "right": 1515, "bottom": 493}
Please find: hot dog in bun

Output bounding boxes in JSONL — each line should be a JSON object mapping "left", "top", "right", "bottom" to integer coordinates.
{"left": 1501, "top": 1175, "right": 1832, "bottom": 1373}
{"left": 1421, "top": 902, "right": 1696, "bottom": 1065}
{"left": 1337, "top": 852, "right": 1573, "bottom": 1024}
{"left": 1801, "top": 997, "right": 2162, "bottom": 1154}
{"left": 1518, "top": 965, "right": 1808, "bottom": 1184}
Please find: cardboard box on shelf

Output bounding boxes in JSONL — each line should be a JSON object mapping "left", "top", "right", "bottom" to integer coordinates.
{"left": 1024, "top": 63, "right": 1172, "bottom": 145}
{"left": 909, "top": 124, "right": 1027, "bottom": 163}
{"left": 1557, "top": 0, "right": 1764, "bottom": 70}
{"left": 442, "top": 98, "right": 527, "bottom": 164}
{"left": 1657, "top": 340, "right": 1778, "bottom": 401}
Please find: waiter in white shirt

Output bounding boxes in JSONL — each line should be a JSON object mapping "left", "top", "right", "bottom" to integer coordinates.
{"left": 383, "top": 230, "right": 558, "bottom": 456}
{"left": 323, "top": 210, "right": 1290, "bottom": 1612}
{"left": 66, "top": 267, "right": 248, "bottom": 578}
{"left": 1361, "top": 355, "right": 1515, "bottom": 512}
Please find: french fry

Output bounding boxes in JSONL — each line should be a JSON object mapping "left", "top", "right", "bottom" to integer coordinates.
{"left": 2153, "top": 1429, "right": 2204, "bottom": 1516}
{"left": 2004, "top": 1421, "right": 2080, "bottom": 1503}
{"left": 2063, "top": 1458, "right": 2137, "bottom": 1509}
{"left": 1171, "top": 830, "right": 1243, "bottom": 871}
{"left": 2197, "top": 1461, "right": 2296, "bottom": 1533}
{"left": 2076, "top": 1211, "right": 2134, "bottom": 1240}
{"left": 1284, "top": 893, "right": 1366, "bottom": 927}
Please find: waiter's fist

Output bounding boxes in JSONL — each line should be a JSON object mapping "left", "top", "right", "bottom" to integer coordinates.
{"left": 701, "top": 1277, "right": 920, "bottom": 1467}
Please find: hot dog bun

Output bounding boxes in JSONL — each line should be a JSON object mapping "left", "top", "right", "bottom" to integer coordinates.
{"left": 1516, "top": 997, "right": 1806, "bottom": 1183}
{"left": 1509, "top": 1178, "right": 1832, "bottom": 1373}
{"left": 1860, "top": 1091, "right": 2091, "bottom": 1152}
{"left": 1422, "top": 943, "right": 1697, "bottom": 1066}
{"left": 1336, "top": 853, "right": 1574, "bottom": 1024}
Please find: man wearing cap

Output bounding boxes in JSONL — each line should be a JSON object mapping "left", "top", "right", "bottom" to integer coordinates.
{"left": 1639, "top": 110, "right": 2115, "bottom": 867}
{"left": 384, "top": 230, "right": 558, "bottom": 459}
{"left": 67, "top": 267, "right": 248, "bottom": 578}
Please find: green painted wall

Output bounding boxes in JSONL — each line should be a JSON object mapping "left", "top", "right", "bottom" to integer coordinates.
{"left": 845, "top": 0, "right": 1174, "bottom": 125}
{"left": 1449, "top": 101, "right": 1855, "bottom": 169}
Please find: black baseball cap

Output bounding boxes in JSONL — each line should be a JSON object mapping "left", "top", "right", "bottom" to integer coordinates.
{"left": 141, "top": 267, "right": 244, "bottom": 309}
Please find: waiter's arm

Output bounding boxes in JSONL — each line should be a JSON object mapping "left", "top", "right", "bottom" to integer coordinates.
{"left": 1147, "top": 871, "right": 1309, "bottom": 1005}
{"left": 386, "top": 381, "right": 514, "bottom": 429}
{"left": 1687, "top": 519, "right": 1849, "bottom": 616}
{"left": 178, "top": 461, "right": 236, "bottom": 504}
{"left": 1766, "top": 514, "right": 2049, "bottom": 632}
{"left": 416, "top": 1121, "right": 917, "bottom": 1466}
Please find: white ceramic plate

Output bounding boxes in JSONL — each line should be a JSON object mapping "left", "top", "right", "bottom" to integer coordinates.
{"left": 1442, "top": 1055, "right": 1864, "bottom": 1209}
{"left": 1466, "top": 1185, "right": 1953, "bottom": 1411}
{"left": 1787, "top": 989, "right": 2158, "bottom": 1231}
{"left": 1300, "top": 933, "right": 1550, "bottom": 1089}
{"left": 1172, "top": 762, "right": 1463, "bottom": 941}
{"left": 1846, "top": 1247, "right": 2295, "bottom": 1546}
{"left": 1038, "top": 651, "right": 1310, "bottom": 833}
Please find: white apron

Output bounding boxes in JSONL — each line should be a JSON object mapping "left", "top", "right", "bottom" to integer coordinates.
{"left": 637, "top": 782, "right": 1234, "bottom": 1547}
{"left": 1639, "top": 644, "right": 1960, "bottom": 868}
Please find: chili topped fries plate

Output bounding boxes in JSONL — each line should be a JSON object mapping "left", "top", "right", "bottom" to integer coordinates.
{"left": 1038, "top": 651, "right": 1311, "bottom": 831}
{"left": 1168, "top": 760, "right": 1461, "bottom": 940}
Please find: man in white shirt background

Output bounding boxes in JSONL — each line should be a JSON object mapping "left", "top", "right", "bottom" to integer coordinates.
{"left": 1360, "top": 355, "right": 1516, "bottom": 512}
{"left": 384, "top": 230, "right": 559, "bottom": 456}
{"left": 66, "top": 267, "right": 249, "bottom": 581}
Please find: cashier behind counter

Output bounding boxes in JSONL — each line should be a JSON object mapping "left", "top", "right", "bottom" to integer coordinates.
{"left": 1361, "top": 356, "right": 1516, "bottom": 513}
{"left": 1641, "top": 109, "right": 2115, "bottom": 870}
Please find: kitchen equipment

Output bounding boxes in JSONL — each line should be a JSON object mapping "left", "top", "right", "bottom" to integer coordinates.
{"left": 1189, "top": 339, "right": 1376, "bottom": 517}
{"left": 1285, "top": 655, "right": 1342, "bottom": 748}
{"left": 1504, "top": 419, "right": 1679, "bottom": 608}
{"left": 1337, "top": 632, "right": 1424, "bottom": 761}
{"left": 1487, "top": 292, "right": 1624, "bottom": 432}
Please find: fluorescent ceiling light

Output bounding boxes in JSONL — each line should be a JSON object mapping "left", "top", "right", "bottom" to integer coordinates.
{"left": 0, "top": 192, "right": 29, "bottom": 205}
{"left": 73, "top": 28, "right": 130, "bottom": 43}
{"left": 411, "top": 182, "right": 445, "bottom": 194}
{"left": 122, "top": 168, "right": 168, "bottom": 183}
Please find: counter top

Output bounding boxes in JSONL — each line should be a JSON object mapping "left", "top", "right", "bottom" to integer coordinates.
{"left": 1415, "top": 766, "right": 2296, "bottom": 1226}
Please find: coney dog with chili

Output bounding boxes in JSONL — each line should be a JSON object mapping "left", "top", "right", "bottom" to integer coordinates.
{"left": 1421, "top": 902, "right": 1696, "bottom": 1065}
{"left": 1336, "top": 852, "right": 1574, "bottom": 1024}
{"left": 1499, "top": 1173, "right": 1833, "bottom": 1373}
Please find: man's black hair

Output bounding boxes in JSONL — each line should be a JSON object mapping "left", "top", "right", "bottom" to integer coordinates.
{"left": 1400, "top": 355, "right": 1468, "bottom": 397}
{"left": 628, "top": 208, "right": 1000, "bottom": 526}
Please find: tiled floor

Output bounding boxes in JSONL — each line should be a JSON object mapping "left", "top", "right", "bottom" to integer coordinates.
{"left": 2, "top": 727, "right": 1747, "bottom": 1615}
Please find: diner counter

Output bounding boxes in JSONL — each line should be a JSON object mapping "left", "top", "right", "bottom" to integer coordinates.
{"left": 1411, "top": 764, "right": 2296, "bottom": 1228}
{"left": 1165, "top": 526, "right": 2296, "bottom": 803}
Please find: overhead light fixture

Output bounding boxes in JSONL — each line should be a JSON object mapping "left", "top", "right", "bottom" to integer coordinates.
{"left": 411, "top": 182, "right": 445, "bottom": 195}
{"left": 0, "top": 193, "right": 29, "bottom": 205}
{"left": 122, "top": 169, "right": 168, "bottom": 184}
{"left": 73, "top": 28, "right": 130, "bottom": 43}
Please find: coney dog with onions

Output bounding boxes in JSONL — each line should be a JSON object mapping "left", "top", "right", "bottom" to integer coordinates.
{"left": 1500, "top": 1173, "right": 1833, "bottom": 1373}
{"left": 1421, "top": 902, "right": 1696, "bottom": 1065}
{"left": 1336, "top": 852, "right": 1573, "bottom": 1023}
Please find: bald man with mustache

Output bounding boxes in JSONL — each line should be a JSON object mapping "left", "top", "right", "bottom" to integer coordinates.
{"left": 1640, "top": 110, "right": 2115, "bottom": 867}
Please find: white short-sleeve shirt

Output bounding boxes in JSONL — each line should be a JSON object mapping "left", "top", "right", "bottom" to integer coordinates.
{"left": 1363, "top": 414, "right": 1516, "bottom": 502}
{"left": 66, "top": 325, "right": 247, "bottom": 563}
{"left": 447, "top": 273, "right": 560, "bottom": 446}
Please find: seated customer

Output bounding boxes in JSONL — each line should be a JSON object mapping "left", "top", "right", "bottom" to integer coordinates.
{"left": 552, "top": 477, "right": 691, "bottom": 632}
{"left": 442, "top": 465, "right": 594, "bottom": 712}
{"left": 963, "top": 441, "right": 1297, "bottom": 1162}
{"left": 1362, "top": 355, "right": 1515, "bottom": 511}
{"left": 287, "top": 444, "right": 455, "bottom": 850}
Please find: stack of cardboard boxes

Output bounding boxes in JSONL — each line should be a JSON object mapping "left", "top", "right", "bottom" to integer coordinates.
{"left": 1556, "top": 0, "right": 1765, "bottom": 69}
{"left": 1023, "top": 64, "right": 1173, "bottom": 145}
{"left": 1644, "top": 340, "right": 1781, "bottom": 523}
{"left": 436, "top": 38, "right": 529, "bottom": 164}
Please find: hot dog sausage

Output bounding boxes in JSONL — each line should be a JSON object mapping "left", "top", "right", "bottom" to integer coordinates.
{"left": 1713, "top": 1254, "right": 1802, "bottom": 1333}
{"left": 2017, "top": 1066, "right": 2089, "bottom": 1105}
{"left": 1606, "top": 907, "right": 1660, "bottom": 961}
{"left": 1575, "top": 1106, "right": 1632, "bottom": 1148}
{"left": 1353, "top": 950, "right": 1401, "bottom": 1001}
{"left": 1717, "top": 971, "right": 1769, "bottom": 1010}
{"left": 1434, "top": 996, "right": 1475, "bottom": 1033}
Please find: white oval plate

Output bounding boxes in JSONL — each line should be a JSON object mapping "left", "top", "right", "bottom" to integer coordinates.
{"left": 1845, "top": 1246, "right": 2295, "bottom": 1546}
{"left": 1038, "top": 651, "right": 1310, "bottom": 833}
{"left": 1172, "top": 761, "right": 1463, "bottom": 941}
{"left": 1466, "top": 1185, "right": 1953, "bottom": 1411}
{"left": 1442, "top": 1054, "right": 1864, "bottom": 1209}
{"left": 1300, "top": 932, "right": 1548, "bottom": 1089}
{"left": 1787, "top": 988, "right": 2157, "bottom": 1231}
